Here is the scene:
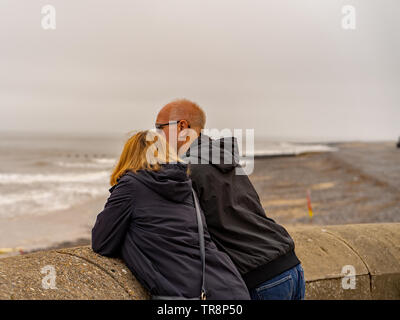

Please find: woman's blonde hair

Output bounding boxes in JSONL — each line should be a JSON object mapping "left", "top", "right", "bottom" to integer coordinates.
{"left": 110, "top": 130, "right": 181, "bottom": 186}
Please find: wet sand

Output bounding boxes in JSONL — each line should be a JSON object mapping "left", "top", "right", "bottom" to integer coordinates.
{"left": 0, "top": 196, "right": 104, "bottom": 257}
{"left": 1, "top": 141, "right": 399, "bottom": 257}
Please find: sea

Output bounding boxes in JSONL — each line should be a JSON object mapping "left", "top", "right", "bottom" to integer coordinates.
{"left": 0, "top": 132, "right": 336, "bottom": 220}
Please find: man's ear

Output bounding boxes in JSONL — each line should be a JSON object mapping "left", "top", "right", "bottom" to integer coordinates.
{"left": 179, "top": 120, "right": 190, "bottom": 130}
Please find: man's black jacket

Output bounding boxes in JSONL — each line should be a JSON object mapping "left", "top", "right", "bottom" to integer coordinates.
{"left": 183, "top": 134, "right": 301, "bottom": 289}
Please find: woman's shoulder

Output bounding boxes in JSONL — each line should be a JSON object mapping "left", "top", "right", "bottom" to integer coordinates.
{"left": 109, "top": 171, "right": 139, "bottom": 193}
{"left": 121, "top": 171, "right": 148, "bottom": 185}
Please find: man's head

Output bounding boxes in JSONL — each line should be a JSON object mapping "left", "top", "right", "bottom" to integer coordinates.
{"left": 155, "top": 99, "right": 206, "bottom": 153}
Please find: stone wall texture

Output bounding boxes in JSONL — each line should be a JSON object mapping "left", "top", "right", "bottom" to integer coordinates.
{"left": 0, "top": 223, "right": 399, "bottom": 300}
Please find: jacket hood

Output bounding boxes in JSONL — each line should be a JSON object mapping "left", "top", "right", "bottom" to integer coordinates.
{"left": 119, "top": 163, "right": 192, "bottom": 203}
{"left": 183, "top": 134, "right": 240, "bottom": 173}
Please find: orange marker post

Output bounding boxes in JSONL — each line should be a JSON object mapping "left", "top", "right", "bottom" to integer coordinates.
{"left": 307, "top": 189, "right": 313, "bottom": 220}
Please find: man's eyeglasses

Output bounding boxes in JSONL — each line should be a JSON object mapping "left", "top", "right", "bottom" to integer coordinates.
{"left": 155, "top": 120, "right": 189, "bottom": 130}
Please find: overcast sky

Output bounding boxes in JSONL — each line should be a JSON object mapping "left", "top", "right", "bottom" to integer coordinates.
{"left": 0, "top": 0, "right": 399, "bottom": 141}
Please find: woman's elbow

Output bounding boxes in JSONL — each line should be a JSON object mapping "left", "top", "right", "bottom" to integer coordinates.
{"left": 91, "top": 237, "right": 102, "bottom": 255}
{"left": 91, "top": 240, "right": 113, "bottom": 256}
{"left": 91, "top": 232, "right": 118, "bottom": 257}
{"left": 91, "top": 228, "right": 107, "bottom": 255}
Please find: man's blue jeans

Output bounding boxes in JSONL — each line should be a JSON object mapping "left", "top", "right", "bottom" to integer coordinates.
{"left": 249, "top": 264, "right": 306, "bottom": 300}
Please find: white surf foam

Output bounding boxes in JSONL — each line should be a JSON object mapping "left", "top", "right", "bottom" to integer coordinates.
{"left": 54, "top": 158, "right": 116, "bottom": 169}
{"left": 0, "top": 184, "right": 108, "bottom": 218}
{"left": 0, "top": 171, "right": 109, "bottom": 185}
{"left": 246, "top": 142, "right": 338, "bottom": 157}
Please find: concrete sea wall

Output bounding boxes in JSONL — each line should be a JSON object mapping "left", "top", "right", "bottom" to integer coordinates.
{"left": 0, "top": 223, "right": 399, "bottom": 299}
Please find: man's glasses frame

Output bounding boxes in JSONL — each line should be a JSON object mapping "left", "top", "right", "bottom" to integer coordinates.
{"left": 155, "top": 120, "right": 190, "bottom": 130}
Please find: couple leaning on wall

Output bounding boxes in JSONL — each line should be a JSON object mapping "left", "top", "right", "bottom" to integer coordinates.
{"left": 92, "top": 99, "right": 305, "bottom": 300}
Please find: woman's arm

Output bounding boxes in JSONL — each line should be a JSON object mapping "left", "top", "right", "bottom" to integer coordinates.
{"left": 91, "top": 178, "right": 134, "bottom": 257}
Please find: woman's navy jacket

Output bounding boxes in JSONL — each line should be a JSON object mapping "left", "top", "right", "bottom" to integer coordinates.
{"left": 92, "top": 163, "right": 250, "bottom": 299}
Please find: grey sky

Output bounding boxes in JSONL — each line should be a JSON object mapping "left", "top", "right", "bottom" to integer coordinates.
{"left": 0, "top": 0, "right": 399, "bottom": 141}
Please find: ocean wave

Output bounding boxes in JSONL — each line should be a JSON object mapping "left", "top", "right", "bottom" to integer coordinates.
{"left": 54, "top": 158, "right": 116, "bottom": 169}
{"left": 0, "top": 190, "right": 71, "bottom": 218}
{"left": 92, "top": 158, "right": 117, "bottom": 165}
{"left": 246, "top": 143, "right": 338, "bottom": 157}
{"left": 0, "top": 184, "right": 108, "bottom": 218}
{"left": 0, "top": 171, "right": 110, "bottom": 184}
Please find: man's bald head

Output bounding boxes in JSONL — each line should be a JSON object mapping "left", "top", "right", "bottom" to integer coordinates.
{"left": 157, "top": 99, "right": 206, "bottom": 132}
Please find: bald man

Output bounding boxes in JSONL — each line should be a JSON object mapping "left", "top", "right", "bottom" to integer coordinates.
{"left": 155, "top": 99, "right": 305, "bottom": 300}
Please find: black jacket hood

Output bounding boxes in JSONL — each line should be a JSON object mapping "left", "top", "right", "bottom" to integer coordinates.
{"left": 184, "top": 134, "right": 240, "bottom": 173}
{"left": 113, "top": 163, "right": 192, "bottom": 203}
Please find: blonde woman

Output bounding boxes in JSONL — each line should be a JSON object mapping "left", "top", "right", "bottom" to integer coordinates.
{"left": 92, "top": 130, "right": 250, "bottom": 300}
